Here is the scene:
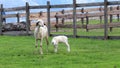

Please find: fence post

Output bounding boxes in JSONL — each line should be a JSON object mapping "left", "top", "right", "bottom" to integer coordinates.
{"left": 104, "top": 0, "right": 108, "bottom": 40}
{"left": 110, "top": 6, "right": 113, "bottom": 32}
{"left": 86, "top": 12, "right": 89, "bottom": 32}
{"left": 73, "top": 0, "right": 77, "bottom": 38}
{"left": 47, "top": 1, "right": 51, "bottom": 36}
{"left": 61, "top": 9, "right": 65, "bottom": 24}
{"left": 39, "top": 11, "right": 43, "bottom": 17}
{"left": 55, "top": 12, "right": 59, "bottom": 32}
{"left": 117, "top": 6, "right": 119, "bottom": 21}
{"left": 99, "top": 6, "right": 102, "bottom": 23}
{"left": 81, "top": 8, "right": 84, "bottom": 28}
{"left": 17, "top": 13, "right": 20, "bottom": 23}
{"left": 0, "top": 4, "right": 3, "bottom": 35}
{"left": 26, "top": 2, "right": 30, "bottom": 35}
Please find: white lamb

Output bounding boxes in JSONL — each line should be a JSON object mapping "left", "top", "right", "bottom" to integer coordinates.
{"left": 51, "top": 36, "right": 70, "bottom": 53}
{"left": 34, "top": 19, "right": 49, "bottom": 54}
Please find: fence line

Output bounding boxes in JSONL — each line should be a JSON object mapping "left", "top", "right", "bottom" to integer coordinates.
{"left": 0, "top": 0, "right": 120, "bottom": 39}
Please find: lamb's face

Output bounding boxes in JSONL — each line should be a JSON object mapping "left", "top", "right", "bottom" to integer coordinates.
{"left": 51, "top": 39, "right": 57, "bottom": 46}
{"left": 36, "top": 19, "right": 44, "bottom": 27}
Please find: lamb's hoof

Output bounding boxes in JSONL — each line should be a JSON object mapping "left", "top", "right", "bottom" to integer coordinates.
{"left": 68, "top": 50, "right": 70, "bottom": 52}
{"left": 40, "top": 52, "right": 43, "bottom": 55}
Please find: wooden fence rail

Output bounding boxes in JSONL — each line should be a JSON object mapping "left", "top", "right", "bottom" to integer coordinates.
{"left": 0, "top": 0, "right": 120, "bottom": 39}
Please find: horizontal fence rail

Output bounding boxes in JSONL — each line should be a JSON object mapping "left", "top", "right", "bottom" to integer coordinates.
{"left": 3, "top": 6, "right": 26, "bottom": 12}
{"left": 0, "top": 0, "right": 120, "bottom": 39}
{"left": 1, "top": 1, "right": 120, "bottom": 12}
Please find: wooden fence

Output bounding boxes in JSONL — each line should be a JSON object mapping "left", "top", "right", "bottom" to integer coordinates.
{"left": 54, "top": 6, "right": 120, "bottom": 31}
{"left": 0, "top": 0, "right": 120, "bottom": 39}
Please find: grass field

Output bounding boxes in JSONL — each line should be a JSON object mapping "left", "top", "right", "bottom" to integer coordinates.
{"left": 0, "top": 36, "right": 120, "bottom": 68}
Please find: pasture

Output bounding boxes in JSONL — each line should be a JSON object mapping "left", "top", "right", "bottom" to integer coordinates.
{"left": 0, "top": 36, "right": 120, "bottom": 68}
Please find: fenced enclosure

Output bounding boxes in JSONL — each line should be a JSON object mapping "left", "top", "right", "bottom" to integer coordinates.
{"left": 53, "top": 5, "right": 120, "bottom": 39}
{"left": 0, "top": 0, "right": 120, "bottom": 39}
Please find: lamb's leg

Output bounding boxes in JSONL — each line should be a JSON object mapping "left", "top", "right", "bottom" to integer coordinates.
{"left": 54, "top": 45, "right": 58, "bottom": 53}
{"left": 40, "top": 39, "right": 43, "bottom": 54}
{"left": 34, "top": 39, "right": 38, "bottom": 54}
{"left": 35, "top": 39, "right": 38, "bottom": 48}
{"left": 65, "top": 42, "right": 70, "bottom": 52}
{"left": 46, "top": 36, "right": 49, "bottom": 45}
{"left": 45, "top": 37, "right": 49, "bottom": 52}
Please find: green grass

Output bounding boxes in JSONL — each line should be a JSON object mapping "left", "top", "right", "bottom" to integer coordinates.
{"left": 51, "top": 28, "right": 120, "bottom": 36}
{"left": 0, "top": 36, "right": 120, "bottom": 68}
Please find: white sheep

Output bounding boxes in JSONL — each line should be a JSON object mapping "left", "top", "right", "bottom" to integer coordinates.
{"left": 51, "top": 35, "right": 70, "bottom": 53}
{"left": 34, "top": 19, "right": 49, "bottom": 54}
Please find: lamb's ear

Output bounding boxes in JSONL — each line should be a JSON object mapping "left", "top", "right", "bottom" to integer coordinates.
{"left": 36, "top": 22, "right": 39, "bottom": 26}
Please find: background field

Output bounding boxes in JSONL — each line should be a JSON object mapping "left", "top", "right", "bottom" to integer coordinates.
{"left": 0, "top": 36, "right": 120, "bottom": 68}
